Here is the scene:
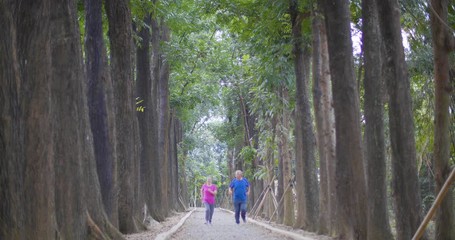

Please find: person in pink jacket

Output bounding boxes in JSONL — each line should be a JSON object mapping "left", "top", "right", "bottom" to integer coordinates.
{"left": 201, "top": 176, "right": 217, "bottom": 224}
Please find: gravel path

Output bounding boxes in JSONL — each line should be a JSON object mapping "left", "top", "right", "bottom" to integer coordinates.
{"left": 171, "top": 208, "right": 294, "bottom": 240}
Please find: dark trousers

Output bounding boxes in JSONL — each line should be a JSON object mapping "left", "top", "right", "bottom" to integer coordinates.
{"left": 233, "top": 200, "right": 247, "bottom": 224}
{"left": 204, "top": 202, "right": 215, "bottom": 223}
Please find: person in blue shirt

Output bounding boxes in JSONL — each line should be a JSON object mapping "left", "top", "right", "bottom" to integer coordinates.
{"left": 229, "top": 170, "right": 250, "bottom": 224}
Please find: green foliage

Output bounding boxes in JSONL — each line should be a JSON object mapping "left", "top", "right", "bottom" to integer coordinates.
{"left": 182, "top": 117, "right": 228, "bottom": 203}
{"left": 239, "top": 145, "right": 257, "bottom": 175}
{"left": 136, "top": 97, "right": 145, "bottom": 112}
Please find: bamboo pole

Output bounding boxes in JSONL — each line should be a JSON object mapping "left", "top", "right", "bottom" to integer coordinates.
{"left": 250, "top": 176, "right": 276, "bottom": 216}
{"left": 268, "top": 181, "right": 292, "bottom": 223}
{"left": 412, "top": 167, "right": 455, "bottom": 240}
{"left": 253, "top": 186, "right": 271, "bottom": 218}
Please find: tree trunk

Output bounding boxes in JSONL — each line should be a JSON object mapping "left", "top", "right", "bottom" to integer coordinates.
{"left": 429, "top": 0, "right": 455, "bottom": 238}
{"left": 52, "top": 0, "right": 126, "bottom": 238}
{"left": 135, "top": 14, "right": 162, "bottom": 222}
{"left": 376, "top": 1, "right": 423, "bottom": 239}
{"left": 261, "top": 115, "right": 278, "bottom": 220}
{"left": 311, "top": 8, "right": 329, "bottom": 234}
{"left": 320, "top": 0, "right": 368, "bottom": 239}
{"left": 178, "top": 120, "right": 190, "bottom": 209}
{"left": 319, "top": 17, "right": 337, "bottom": 237}
{"left": 362, "top": 0, "right": 393, "bottom": 239}
{"left": 50, "top": 1, "right": 90, "bottom": 238}
{"left": 276, "top": 116, "right": 284, "bottom": 224}
{"left": 239, "top": 92, "right": 261, "bottom": 207}
{"left": 0, "top": 1, "right": 55, "bottom": 238}
{"left": 291, "top": 0, "right": 319, "bottom": 232}
{"left": 158, "top": 22, "right": 171, "bottom": 216}
{"left": 85, "top": 0, "right": 119, "bottom": 227}
{"left": 1, "top": 1, "right": 124, "bottom": 239}
{"left": 278, "top": 86, "right": 294, "bottom": 227}
{"left": 105, "top": 0, "right": 140, "bottom": 233}
{"left": 147, "top": 7, "right": 166, "bottom": 221}
{"left": 169, "top": 111, "right": 180, "bottom": 211}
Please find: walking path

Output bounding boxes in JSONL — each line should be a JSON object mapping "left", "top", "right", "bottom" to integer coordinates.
{"left": 165, "top": 208, "right": 334, "bottom": 240}
{"left": 126, "top": 208, "right": 334, "bottom": 240}
{"left": 170, "top": 208, "right": 292, "bottom": 240}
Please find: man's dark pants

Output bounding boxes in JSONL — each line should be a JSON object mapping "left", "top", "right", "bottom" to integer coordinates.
{"left": 233, "top": 200, "right": 247, "bottom": 224}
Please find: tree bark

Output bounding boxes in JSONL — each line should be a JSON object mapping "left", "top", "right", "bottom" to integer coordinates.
{"left": 278, "top": 85, "right": 294, "bottom": 227}
{"left": 85, "top": 0, "right": 119, "bottom": 227}
{"left": 50, "top": 0, "right": 90, "bottom": 238}
{"left": 262, "top": 115, "right": 278, "bottom": 220}
{"left": 377, "top": 1, "right": 423, "bottom": 239}
{"left": 169, "top": 111, "right": 180, "bottom": 211}
{"left": 291, "top": 0, "right": 319, "bottom": 231}
{"left": 146, "top": 6, "right": 167, "bottom": 221}
{"left": 158, "top": 22, "right": 171, "bottom": 215}
{"left": 319, "top": 17, "right": 337, "bottom": 237}
{"left": 135, "top": 14, "right": 163, "bottom": 222}
{"left": 105, "top": 0, "right": 140, "bottom": 233}
{"left": 362, "top": 0, "right": 393, "bottom": 239}
{"left": 52, "top": 0, "right": 125, "bottom": 238}
{"left": 320, "top": 0, "right": 368, "bottom": 239}
{"left": 429, "top": 0, "right": 455, "bottom": 238}
{"left": 0, "top": 1, "right": 55, "bottom": 238}
{"left": 1, "top": 1, "right": 124, "bottom": 238}
{"left": 311, "top": 8, "right": 329, "bottom": 234}
{"left": 239, "top": 92, "right": 261, "bottom": 207}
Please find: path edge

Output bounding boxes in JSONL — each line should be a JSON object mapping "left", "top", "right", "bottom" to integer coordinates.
{"left": 219, "top": 208, "right": 316, "bottom": 240}
{"left": 154, "top": 208, "right": 196, "bottom": 240}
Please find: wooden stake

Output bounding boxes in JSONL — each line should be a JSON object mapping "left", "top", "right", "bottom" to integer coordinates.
{"left": 253, "top": 186, "right": 271, "bottom": 218}
{"left": 268, "top": 181, "right": 292, "bottom": 223}
{"left": 412, "top": 167, "right": 455, "bottom": 240}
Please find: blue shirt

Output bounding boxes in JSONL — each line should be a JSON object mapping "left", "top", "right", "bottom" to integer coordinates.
{"left": 229, "top": 178, "right": 249, "bottom": 202}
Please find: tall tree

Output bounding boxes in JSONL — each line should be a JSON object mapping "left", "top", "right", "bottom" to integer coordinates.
{"left": 1, "top": 1, "right": 124, "bottom": 238}
{"left": 135, "top": 13, "right": 164, "bottom": 221}
{"left": 85, "top": 0, "right": 119, "bottom": 227}
{"left": 105, "top": 0, "right": 140, "bottom": 233}
{"left": 278, "top": 85, "right": 294, "bottom": 226}
{"left": 311, "top": 7, "right": 336, "bottom": 235}
{"left": 145, "top": 3, "right": 167, "bottom": 220}
{"left": 168, "top": 111, "right": 181, "bottom": 211}
{"left": 312, "top": 10, "right": 327, "bottom": 233}
{"left": 377, "top": 1, "right": 423, "bottom": 239}
{"left": 291, "top": 0, "right": 319, "bottom": 232}
{"left": 51, "top": 0, "right": 124, "bottom": 238}
{"left": 362, "top": 0, "right": 393, "bottom": 239}
{"left": 156, "top": 21, "right": 171, "bottom": 215}
{"left": 0, "top": 1, "right": 55, "bottom": 238}
{"left": 317, "top": 13, "right": 337, "bottom": 236}
{"left": 320, "top": 0, "right": 368, "bottom": 239}
{"left": 160, "top": 23, "right": 173, "bottom": 213}
{"left": 429, "top": 0, "right": 455, "bottom": 238}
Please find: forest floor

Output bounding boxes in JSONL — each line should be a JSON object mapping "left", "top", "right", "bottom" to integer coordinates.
{"left": 125, "top": 208, "right": 334, "bottom": 240}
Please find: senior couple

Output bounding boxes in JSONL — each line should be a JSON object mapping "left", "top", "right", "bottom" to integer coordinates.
{"left": 200, "top": 170, "right": 250, "bottom": 225}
